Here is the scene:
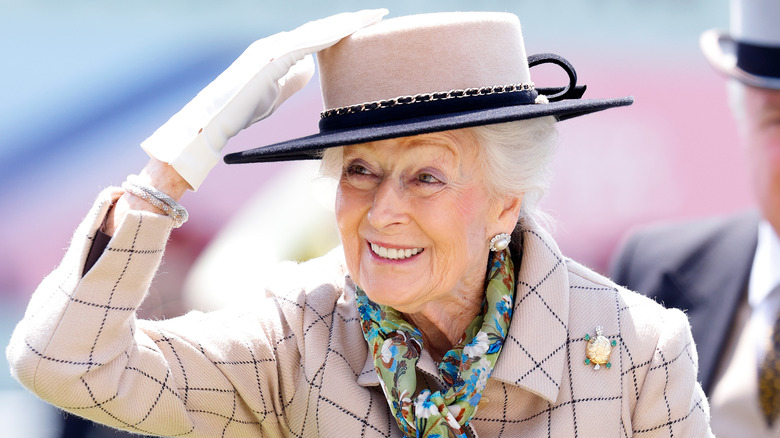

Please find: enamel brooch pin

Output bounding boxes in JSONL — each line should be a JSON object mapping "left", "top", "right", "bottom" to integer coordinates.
{"left": 584, "top": 326, "right": 616, "bottom": 370}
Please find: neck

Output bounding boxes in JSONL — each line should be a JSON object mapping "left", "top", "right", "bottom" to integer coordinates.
{"left": 403, "top": 290, "right": 484, "bottom": 361}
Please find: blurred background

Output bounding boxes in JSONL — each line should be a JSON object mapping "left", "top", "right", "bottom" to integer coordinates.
{"left": 0, "top": 0, "right": 751, "bottom": 435}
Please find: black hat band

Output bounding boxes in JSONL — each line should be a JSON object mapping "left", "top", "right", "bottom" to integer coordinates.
{"left": 319, "top": 87, "right": 538, "bottom": 132}
{"left": 736, "top": 41, "right": 780, "bottom": 79}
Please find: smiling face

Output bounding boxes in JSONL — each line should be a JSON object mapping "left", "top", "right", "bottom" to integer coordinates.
{"left": 335, "top": 129, "right": 522, "bottom": 314}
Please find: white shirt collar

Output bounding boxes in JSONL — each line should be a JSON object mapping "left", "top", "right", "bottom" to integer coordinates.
{"left": 748, "top": 220, "right": 780, "bottom": 308}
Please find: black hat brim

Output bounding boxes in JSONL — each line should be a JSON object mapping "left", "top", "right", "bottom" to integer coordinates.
{"left": 224, "top": 95, "right": 633, "bottom": 164}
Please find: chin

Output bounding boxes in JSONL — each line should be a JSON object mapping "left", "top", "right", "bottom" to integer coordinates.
{"left": 358, "top": 277, "right": 427, "bottom": 310}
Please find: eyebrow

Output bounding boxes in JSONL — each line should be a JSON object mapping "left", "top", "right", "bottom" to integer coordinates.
{"left": 343, "top": 135, "right": 463, "bottom": 161}
{"left": 403, "top": 134, "right": 464, "bottom": 160}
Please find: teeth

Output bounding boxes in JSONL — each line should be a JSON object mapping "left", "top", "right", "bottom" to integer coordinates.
{"left": 371, "top": 243, "right": 422, "bottom": 260}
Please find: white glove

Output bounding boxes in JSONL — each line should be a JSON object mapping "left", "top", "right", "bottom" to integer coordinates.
{"left": 141, "top": 9, "right": 388, "bottom": 191}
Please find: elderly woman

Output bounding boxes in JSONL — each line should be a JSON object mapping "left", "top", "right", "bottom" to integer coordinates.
{"left": 7, "top": 9, "right": 712, "bottom": 437}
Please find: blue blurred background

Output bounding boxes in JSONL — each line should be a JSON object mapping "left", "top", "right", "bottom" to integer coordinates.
{"left": 1, "top": 0, "right": 751, "bottom": 435}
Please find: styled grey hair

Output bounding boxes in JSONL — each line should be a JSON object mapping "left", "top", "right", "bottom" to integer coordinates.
{"left": 469, "top": 116, "right": 558, "bottom": 227}
{"left": 319, "top": 116, "right": 558, "bottom": 228}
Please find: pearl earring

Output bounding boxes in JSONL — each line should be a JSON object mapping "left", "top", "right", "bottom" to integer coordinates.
{"left": 489, "top": 233, "right": 511, "bottom": 252}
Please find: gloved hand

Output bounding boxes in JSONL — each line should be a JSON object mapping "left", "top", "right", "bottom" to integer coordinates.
{"left": 141, "top": 9, "right": 388, "bottom": 191}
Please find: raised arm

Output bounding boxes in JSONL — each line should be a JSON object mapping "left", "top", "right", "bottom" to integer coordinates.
{"left": 6, "top": 10, "right": 386, "bottom": 436}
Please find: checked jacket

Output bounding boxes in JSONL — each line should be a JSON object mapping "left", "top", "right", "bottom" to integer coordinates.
{"left": 7, "top": 188, "right": 712, "bottom": 437}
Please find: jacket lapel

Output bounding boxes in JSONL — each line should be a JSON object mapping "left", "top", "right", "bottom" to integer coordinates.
{"left": 662, "top": 212, "right": 758, "bottom": 394}
{"left": 490, "top": 224, "right": 569, "bottom": 403}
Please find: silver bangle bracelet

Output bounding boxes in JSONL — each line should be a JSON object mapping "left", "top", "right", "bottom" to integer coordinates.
{"left": 121, "top": 175, "right": 189, "bottom": 228}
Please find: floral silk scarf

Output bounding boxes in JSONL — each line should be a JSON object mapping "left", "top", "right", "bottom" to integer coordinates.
{"left": 355, "top": 249, "right": 515, "bottom": 437}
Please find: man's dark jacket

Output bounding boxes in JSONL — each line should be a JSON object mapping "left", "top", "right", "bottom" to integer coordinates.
{"left": 609, "top": 211, "right": 759, "bottom": 395}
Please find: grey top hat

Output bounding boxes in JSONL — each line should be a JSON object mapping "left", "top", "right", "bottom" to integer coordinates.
{"left": 700, "top": 0, "right": 780, "bottom": 89}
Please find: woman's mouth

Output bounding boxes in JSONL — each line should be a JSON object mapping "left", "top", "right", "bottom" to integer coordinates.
{"left": 370, "top": 243, "right": 423, "bottom": 260}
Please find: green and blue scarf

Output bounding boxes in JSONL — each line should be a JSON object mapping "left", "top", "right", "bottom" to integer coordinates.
{"left": 355, "top": 249, "right": 515, "bottom": 437}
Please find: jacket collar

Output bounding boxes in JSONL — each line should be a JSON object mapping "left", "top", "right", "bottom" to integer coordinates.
{"left": 356, "top": 222, "right": 570, "bottom": 403}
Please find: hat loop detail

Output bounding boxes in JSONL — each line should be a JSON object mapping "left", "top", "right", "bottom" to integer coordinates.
{"left": 528, "top": 53, "right": 578, "bottom": 102}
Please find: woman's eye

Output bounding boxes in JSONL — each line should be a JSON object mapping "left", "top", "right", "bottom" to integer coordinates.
{"left": 417, "top": 173, "right": 441, "bottom": 184}
{"left": 343, "top": 162, "right": 379, "bottom": 189}
{"left": 346, "top": 163, "right": 372, "bottom": 176}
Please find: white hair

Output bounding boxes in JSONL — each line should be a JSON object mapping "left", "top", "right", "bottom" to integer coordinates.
{"left": 469, "top": 117, "right": 558, "bottom": 228}
{"left": 319, "top": 116, "right": 559, "bottom": 229}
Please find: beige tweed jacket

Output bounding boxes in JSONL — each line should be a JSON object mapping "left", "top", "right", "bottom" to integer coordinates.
{"left": 7, "top": 188, "right": 712, "bottom": 437}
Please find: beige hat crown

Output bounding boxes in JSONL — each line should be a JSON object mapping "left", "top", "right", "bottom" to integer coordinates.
{"left": 318, "top": 12, "right": 532, "bottom": 110}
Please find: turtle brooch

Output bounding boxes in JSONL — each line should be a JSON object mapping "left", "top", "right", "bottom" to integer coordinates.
{"left": 584, "top": 326, "right": 616, "bottom": 370}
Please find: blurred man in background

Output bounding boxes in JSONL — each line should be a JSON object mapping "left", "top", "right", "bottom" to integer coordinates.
{"left": 610, "top": 0, "right": 780, "bottom": 435}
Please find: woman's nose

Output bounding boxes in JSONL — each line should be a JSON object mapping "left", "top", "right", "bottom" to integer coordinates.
{"left": 367, "top": 178, "right": 410, "bottom": 229}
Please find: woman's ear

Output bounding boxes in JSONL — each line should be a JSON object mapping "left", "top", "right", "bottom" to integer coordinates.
{"left": 493, "top": 193, "right": 524, "bottom": 234}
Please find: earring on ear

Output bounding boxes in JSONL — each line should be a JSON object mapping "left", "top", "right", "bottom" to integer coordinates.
{"left": 489, "top": 233, "right": 511, "bottom": 252}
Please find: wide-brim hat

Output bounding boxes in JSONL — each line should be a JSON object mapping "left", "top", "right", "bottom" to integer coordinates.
{"left": 700, "top": 0, "right": 780, "bottom": 89}
{"left": 224, "top": 12, "right": 634, "bottom": 164}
